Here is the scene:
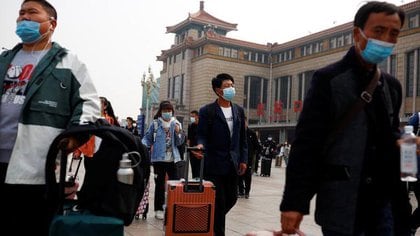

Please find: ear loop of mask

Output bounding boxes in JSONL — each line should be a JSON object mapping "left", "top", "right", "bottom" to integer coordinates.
{"left": 356, "top": 28, "right": 366, "bottom": 51}
{"left": 31, "top": 19, "right": 54, "bottom": 64}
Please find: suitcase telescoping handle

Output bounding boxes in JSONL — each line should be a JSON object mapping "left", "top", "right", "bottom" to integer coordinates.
{"left": 184, "top": 146, "right": 205, "bottom": 192}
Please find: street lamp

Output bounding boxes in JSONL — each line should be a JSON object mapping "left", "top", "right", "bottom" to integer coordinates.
{"left": 141, "top": 66, "right": 156, "bottom": 127}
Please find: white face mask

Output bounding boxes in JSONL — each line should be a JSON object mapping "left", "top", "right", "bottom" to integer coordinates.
{"left": 190, "top": 117, "right": 196, "bottom": 123}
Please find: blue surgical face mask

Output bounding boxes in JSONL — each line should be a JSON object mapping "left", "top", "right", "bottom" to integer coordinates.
{"left": 190, "top": 117, "right": 196, "bottom": 123}
{"left": 222, "top": 87, "right": 235, "bottom": 101}
{"left": 162, "top": 112, "right": 172, "bottom": 121}
{"left": 16, "top": 20, "right": 43, "bottom": 43}
{"left": 358, "top": 29, "right": 395, "bottom": 64}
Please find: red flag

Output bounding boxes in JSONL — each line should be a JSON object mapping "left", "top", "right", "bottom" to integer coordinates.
{"left": 293, "top": 100, "right": 302, "bottom": 112}
{"left": 257, "top": 103, "right": 265, "bottom": 116}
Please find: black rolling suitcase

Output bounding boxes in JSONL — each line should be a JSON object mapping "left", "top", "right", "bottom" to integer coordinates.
{"left": 260, "top": 156, "right": 272, "bottom": 177}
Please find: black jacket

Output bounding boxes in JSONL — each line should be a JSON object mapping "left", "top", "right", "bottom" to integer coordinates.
{"left": 197, "top": 101, "right": 248, "bottom": 176}
{"left": 246, "top": 128, "right": 261, "bottom": 167}
{"left": 280, "top": 46, "right": 410, "bottom": 234}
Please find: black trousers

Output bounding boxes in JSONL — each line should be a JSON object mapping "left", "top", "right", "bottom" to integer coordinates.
{"left": 205, "top": 174, "right": 238, "bottom": 236}
{"left": 411, "top": 181, "right": 420, "bottom": 229}
{"left": 238, "top": 167, "right": 252, "bottom": 195}
{"left": 189, "top": 155, "right": 201, "bottom": 179}
{"left": 254, "top": 154, "right": 260, "bottom": 173}
{"left": 0, "top": 163, "right": 51, "bottom": 236}
{"left": 152, "top": 162, "right": 178, "bottom": 211}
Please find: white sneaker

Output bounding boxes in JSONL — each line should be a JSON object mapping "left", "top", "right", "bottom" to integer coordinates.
{"left": 155, "top": 210, "right": 164, "bottom": 220}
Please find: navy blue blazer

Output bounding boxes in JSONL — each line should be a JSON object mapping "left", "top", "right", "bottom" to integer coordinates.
{"left": 197, "top": 100, "right": 248, "bottom": 176}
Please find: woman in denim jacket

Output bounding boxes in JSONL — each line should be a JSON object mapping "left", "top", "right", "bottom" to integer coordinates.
{"left": 142, "top": 101, "right": 185, "bottom": 220}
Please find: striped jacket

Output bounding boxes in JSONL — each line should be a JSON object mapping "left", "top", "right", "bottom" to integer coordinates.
{"left": 0, "top": 42, "right": 100, "bottom": 184}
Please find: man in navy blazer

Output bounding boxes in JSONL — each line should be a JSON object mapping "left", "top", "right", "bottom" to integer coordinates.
{"left": 194, "top": 73, "right": 248, "bottom": 235}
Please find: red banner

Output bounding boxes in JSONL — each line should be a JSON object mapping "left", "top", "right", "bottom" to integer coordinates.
{"left": 274, "top": 100, "right": 283, "bottom": 114}
{"left": 293, "top": 100, "right": 302, "bottom": 112}
{"left": 257, "top": 103, "right": 265, "bottom": 116}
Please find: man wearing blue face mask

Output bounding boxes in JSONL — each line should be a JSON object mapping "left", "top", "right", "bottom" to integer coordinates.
{"left": 187, "top": 110, "right": 201, "bottom": 178}
{"left": 193, "top": 73, "right": 248, "bottom": 235}
{"left": 0, "top": 0, "right": 100, "bottom": 235}
{"left": 279, "top": 1, "right": 412, "bottom": 236}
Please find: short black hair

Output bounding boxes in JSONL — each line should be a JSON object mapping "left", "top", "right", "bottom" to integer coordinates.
{"left": 354, "top": 1, "right": 405, "bottom": 29}
{"left": 190, "top": 110, "right": 198, "bottom": 116}
{"left": 23, "top": 0, "right": 57, "bottom": 20}
{"left": 211, "top": 73, "right": 234, "bottom": 94}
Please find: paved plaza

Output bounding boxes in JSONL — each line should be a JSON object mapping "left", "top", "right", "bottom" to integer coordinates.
{"left": 67, "top": 157, "right": 420, "bottom": 236}
{"left": 125, "top": 161, "right": 322, "bottom": 236}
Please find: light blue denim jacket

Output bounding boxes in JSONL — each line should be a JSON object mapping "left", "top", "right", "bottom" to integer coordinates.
{"left": 141, "top": 118, "right": 185, "bottom": 163}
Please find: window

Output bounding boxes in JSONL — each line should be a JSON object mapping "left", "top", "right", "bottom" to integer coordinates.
{"left": 288, "top": 50, "right": 294, "bottom": 60}
{"left": 344, "top": 32, "right": 353, "bottom": 45}
{"left": 251, "top": 52, "right": 256, "bottom": 62}
{"left": 244, "top": 76, "right": 268, "bottom": 109}
{"left": 247, "top": 52, "right": 252, "bottom": 61}
{"left": 173, "top": 75, "right": 183, "bottom": 103}
{"left": 198, "top": 47, "right": 203, "bottom": 56}
{"left": 278, "top": 53, "right": 282, "bottom": 63}
{"left": 306, "top": 44, "right": 313, "bottom": 55}
{"left": 405, "top": 49, "right": 420, "bottom": 98}
{"left": 330, "top": 38, "right": 337, "bottom": 49}
{"left": 406, "top": 51, "right": 415, "bottom": 97}
{"left": 218, "top": 47, "right": 224, "bottom": 56}
{"left": 274, "top": 76, "right": 292, "bottom": 109}
{"left": 409, "top": 13, "right": 419, "bottom": 29}
{"left": 179, "top": 33, "right": 185, "bottom": 43}
{"left": 279, "top": 49, "right": 294, "bottom": 62}
{"left": 378, "top": 54, "right": 396, "bottom": 77}
{"left": 223, "top": 48, "right": 231, "bottom": 57}
{"left": 337, "top": 35, "right": 344, "bottom": 47}
{"left": 167, "top": 78, "right": 171, "bottom": 98}
{"left": 256, "top": 53, "right": 265, "bottom": 63}
{"left": 231, "top": 49, "right": 238, "bottom": 58}
{"left": 298, "top": 70, "right": 314, "bottom": 100}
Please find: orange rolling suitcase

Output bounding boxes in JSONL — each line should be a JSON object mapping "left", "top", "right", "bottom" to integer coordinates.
{"left": 165, "top": 147, "right": 215, "bottom": 236}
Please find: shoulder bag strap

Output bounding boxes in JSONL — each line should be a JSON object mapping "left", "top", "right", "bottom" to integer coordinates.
{"left": 324, "top": 68, "right": 381, "bottom": 151}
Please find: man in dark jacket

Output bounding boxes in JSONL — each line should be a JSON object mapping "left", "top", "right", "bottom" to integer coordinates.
{"left": 280, "top": 2, "right": 411, "bottom": 235}
{"left": 238, "top": 119, "right": 261, "bottom": 198}
{"left": 194, "top": 73, "right": 248, "bottom": 235}
{"left": 187, "top": 110, "right": 200, "bottom": 178}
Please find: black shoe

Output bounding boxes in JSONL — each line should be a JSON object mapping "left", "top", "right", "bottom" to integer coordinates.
{"left": 238, "top": 194, "right": 244, "bottom": 198}
{"left": 245, "top": 194, "right": 249, "bottom": 199}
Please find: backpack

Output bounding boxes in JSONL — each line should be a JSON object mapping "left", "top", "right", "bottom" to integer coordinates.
{"left": 45, "top": 119, "right": 151, "bottom": 226}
